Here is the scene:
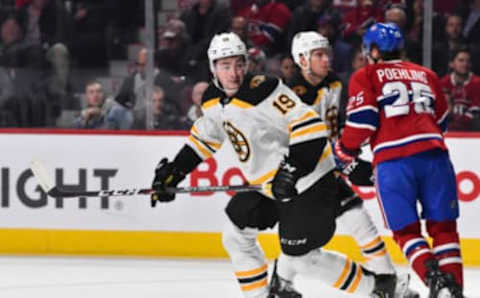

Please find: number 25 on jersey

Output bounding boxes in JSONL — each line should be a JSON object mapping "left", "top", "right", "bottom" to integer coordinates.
{"left": 378, "top": 81, "right": 435, "bottom": 118}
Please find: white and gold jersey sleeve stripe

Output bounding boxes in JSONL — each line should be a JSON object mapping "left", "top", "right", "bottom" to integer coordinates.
{"left": 187, "top": 135, "right": 213, "bottom": 159}
{"left": 187, "top": 117, "right": 225, "bottom": 160}
{"left": 191, "top": 126, "right": 222, "bottom": 151}
{"left": 288, "top": 110, "right": 318, "bottom": 131}
{"left": 289, "top": 122, "right": 328, "bottom": 146}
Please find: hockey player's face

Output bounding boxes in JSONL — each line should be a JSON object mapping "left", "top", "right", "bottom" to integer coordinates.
{"left": 215, "top": 56, "right": 246, "bottom": 95}
{"left": 310, "top": 49, "right": 330, "bottom": 78}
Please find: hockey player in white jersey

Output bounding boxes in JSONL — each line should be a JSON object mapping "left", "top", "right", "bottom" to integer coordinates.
{"left": 289, "top": 31, "right": 419, "bottom": 298}
{"left": 150, "top": 32, "right": 401, "bottom": 298}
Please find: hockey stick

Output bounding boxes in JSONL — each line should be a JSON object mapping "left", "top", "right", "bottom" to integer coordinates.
{"left": 29, "top": 159, "right": 262, "bottom": 198}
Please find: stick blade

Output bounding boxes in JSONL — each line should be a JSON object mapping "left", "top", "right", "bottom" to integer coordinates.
{"left": 30, "top": 159, "right": 55, "bottom": 193}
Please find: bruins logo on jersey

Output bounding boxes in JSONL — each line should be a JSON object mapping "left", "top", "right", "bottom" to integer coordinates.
{"left": 249, "top": 75, "right": 266, "bottom": 89}
{"left": 292, "top": 85, "right": 307, "bottom": 96}
{"left": 223, "top": 121, "right": 250, "bottom": 162}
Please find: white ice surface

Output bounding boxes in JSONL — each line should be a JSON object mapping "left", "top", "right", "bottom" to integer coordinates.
{"left": 0, "top": 256, "right": 478, "bottom": 298}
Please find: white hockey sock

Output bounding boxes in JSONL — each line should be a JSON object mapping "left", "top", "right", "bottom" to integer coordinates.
{"left": 222, "top": 222, "right": 269, "bottom": 298}
{"left": 283, "top": 248, "right": 376, "bottom": 295}
{"left": 277, "top": 252, "right": 297, "bottom": 282}
{"left": 336, "top": 205, "right": 396, "bottom": 274}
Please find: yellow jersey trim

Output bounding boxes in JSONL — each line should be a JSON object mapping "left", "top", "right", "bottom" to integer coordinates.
{"left": 201, "top": 98, "right": 220, "bottom": 110}
{"left": 230, "top": 98, "right": 254, "bottom": 109}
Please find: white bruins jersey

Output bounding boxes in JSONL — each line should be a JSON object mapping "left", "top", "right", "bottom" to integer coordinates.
{"left": 185, "top": 74, "right": 336, "bottom": 198}
{"left": 289, "top": 71, "right": 343, "bottom": 142}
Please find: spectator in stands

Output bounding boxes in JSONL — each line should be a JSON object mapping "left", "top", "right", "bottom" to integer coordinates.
{"left": 186, "top": 81, "right": 208, "bottom": 124}
{"left": 69, "top": 0, "right": 108, "bottom": 68}
{"left": 115, "top": 48, "right": 150, "bottom": 111}
{"left": 0, "top": 13, "right": 57, "bottom": 128}
{"left": 72, "top": 81, "right": 133, "bottom": 129}
{"left": 177, "top": 0, "right": 196, "bottom": 12}
{"left": 230, "top": 0, "right": 254, "bottom": 15}
{"left": 0, "top": 14, "right": 22, "bottom": 126}
{"left": 247, "top": 47, "right": 267, "bottom": 75}
{"left": 342, "top": 0, "right": 384, "bottom": 47}
{"left": 433, "top": 14, "right": 468, "bottom": 77}
{"left": 287, "top": 0, "right": 340, "bottom": 46}
{"left": 440, "top": 48, "right": 480, "bottom": 131}
{"left": 230, "top": 16, "right": 251, "bottom": 47}
{"left": 16, "top": 0, "right": 31, "bottom": 9}
{"left": 338, "top": 47, "right": 366, "bottom": 125}
{"left": 180, "top": 0, "right": 231, "bottom": 81}
{"left": 278, "top": 0, "right": 305, "bottom": 11}
{"left": 17, "top": 0, "right": 73, "bottom": 99}
{"left": 278, "top": 54, "right": 297, "bottom": 84}
{"left": 459, "top": 0, "right": 480, "bottom": 74}
{"left": 133, "top": 85, "right": 187, "bottom": 130}
{"left": 237, "top": 0, "right": 292, "bottom": 56}
{"left": 316, "top": 13, "right": 353, "bottom": 73}
{"left": 116, "top": 48, "right": 184, "bottom": 116}
{"left": 332, "top": 0, "right": 357, "bottom": 15}
{"left": 156, "top": 18, "right": 190, "bottom": 77}
{"left": 460, "top": 0, "right": 480, "bottom": 45}
{"left": 385, "top": 4, "right": 407, "bottom": 30}
{"left": 0, "top": 14, "right": 25, "bottom": 68}
{"left": 384, "top": 4, "right": 421, "bottom": 63}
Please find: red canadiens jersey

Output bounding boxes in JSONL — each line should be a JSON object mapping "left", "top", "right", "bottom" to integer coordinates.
{"left": 238, "top": 3, "right": 291, "bottom": 47}
{"left": 440, "top": 73, "right": 480, "bottom": 131}
{"left": 341, "top": 60, "right": 449, "bottom": 165}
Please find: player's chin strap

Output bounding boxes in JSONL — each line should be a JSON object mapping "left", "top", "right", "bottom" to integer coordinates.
{"left": 212, "top": 76, "right": 239, "bottom": 99}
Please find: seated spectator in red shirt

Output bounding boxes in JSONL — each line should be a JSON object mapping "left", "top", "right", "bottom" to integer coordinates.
{"left": 441, "top": 48, "right": 480, "bottom": 131}
{"left": 342, "top": 0, "right": 384, "bottom": 46}
{"left": 237, "top": 0, "right": 292, "bottom": 55}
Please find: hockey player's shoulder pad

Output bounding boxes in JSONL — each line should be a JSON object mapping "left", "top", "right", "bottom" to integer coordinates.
{"left": 201, "top": 83, "right": 223, "bottom": 109}
{"left": 324, "top": 71, "right": 342, "bottom": 90}
{"left": 288, "top": 73, "right": 309, "bottom": 99}
{"left": 235, "top": 74, "right": 280, "bottom": 106}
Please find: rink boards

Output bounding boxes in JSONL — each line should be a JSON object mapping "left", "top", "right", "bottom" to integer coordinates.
{"left": 0, "top": 129, "right": 479, "bottom": 266}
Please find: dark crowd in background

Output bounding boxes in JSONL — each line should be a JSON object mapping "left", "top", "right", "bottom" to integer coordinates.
{"left": 0, "top": 0, "right": 479, "bottom": 131}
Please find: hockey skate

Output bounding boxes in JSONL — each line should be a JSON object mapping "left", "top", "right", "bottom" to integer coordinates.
{"left": 267, "top": 259, "right": 302, "bottom": 298}
{"left": 370, "top": 273, "right": 397, "bottom": 298}
{"left": 425, "top": 259, "right": 464, "bottom": 298}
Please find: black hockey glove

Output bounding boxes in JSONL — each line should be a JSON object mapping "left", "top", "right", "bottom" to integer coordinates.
{"left": 151, "top": 158, "right": 186, "bottom": 207}
{"left": 343, "top": 158, "right": 374, "bottom": 186}
{"left": 271, "top": 158, "right": 308, "bottom": 202}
